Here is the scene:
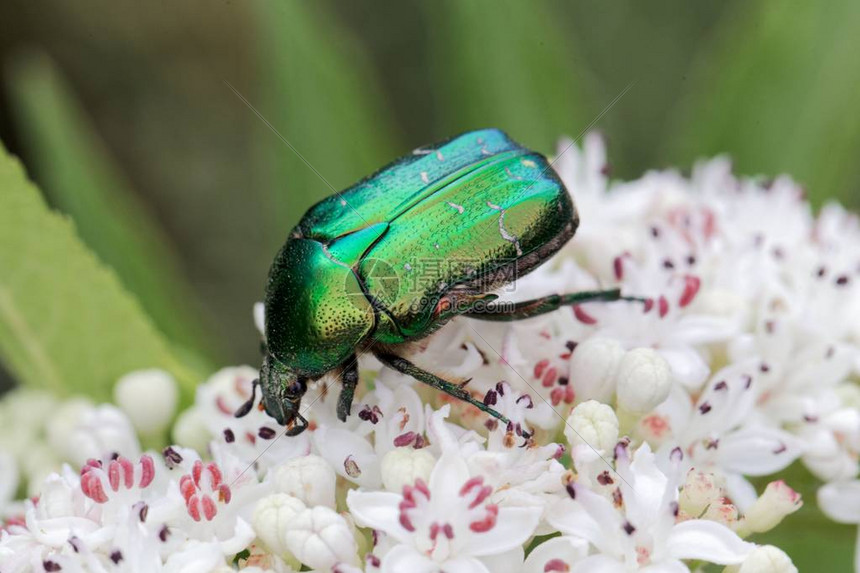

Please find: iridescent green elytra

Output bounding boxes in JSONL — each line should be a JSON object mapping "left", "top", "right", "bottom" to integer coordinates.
{"left": 236, "top": 129, "right": 633, "bottom": 434}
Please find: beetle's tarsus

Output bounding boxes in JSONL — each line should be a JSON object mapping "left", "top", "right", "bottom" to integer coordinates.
{"left": 234, "top": 378, "right": 259, "bottom": 418}
{"left": 337, "top": 356, "right": 360, "bottom": 423}
{"left": 285, "top": 413, "right": 309, "bottom": 436}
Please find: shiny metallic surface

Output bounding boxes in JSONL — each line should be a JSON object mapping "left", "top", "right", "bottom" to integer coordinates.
{"left": 262, "top": 129, "right": 576, "bottom": 423}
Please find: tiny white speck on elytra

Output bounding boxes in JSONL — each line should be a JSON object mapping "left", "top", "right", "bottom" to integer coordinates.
{"left": 521, "top": 159, "right": 537, "bottom": 168}
{"left": 446, "top": 201, "right": 465, "bottom": 214}
{"left": 340, "top": 199, "right": 347, "bottom": 206}
{"left": 421, "top": 171, "right": 429, "bottom": 184}
{"left": 404, "top": 263, "right": 412, "bottom": 271}
{"left": 505, "top": 167, "right": 524, "bottom": 180}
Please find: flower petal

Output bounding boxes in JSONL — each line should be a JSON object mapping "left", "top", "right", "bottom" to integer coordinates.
{"left": 478, "top": 547, "right": 524, "bottom": 573}
{"left": 818, "top": 481, "right": 860, "bottom": 524}
{"left": 313, "top": 427, "right": 381, "bottom": 488}
{"left": 429, "top": 452, "right": 470, "bottom": 500}
{"left": 546, "top": 492, "right": 623, "bottom": 557}
{"left": 717, "top": 426, "right": 801, "bottom": 476}
{"left": 523, "top": 536, "right": 589, "bottom": 573}
{"left": 381, "top": 545, "right": 443, "bottom": 573}
{"left": 665, "top": 519, "right": 753, "bottom": 564}
{"left": 465, "top": 506, "right": 542, "bottom": 557}
{"left": 570, "top": 554, "right": 627, "bottom": 573}
{"left": 345, "top": 490, "right": 412, "bottom": 544}
{"left": 381, "top": 545, "right": 490, "bottom": 573}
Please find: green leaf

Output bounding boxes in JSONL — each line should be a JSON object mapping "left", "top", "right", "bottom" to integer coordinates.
{"left": 423, "top": 0, "right": 597, "bottom": 153}
{"left": 665, "top": 0, "right": 860, "bottom": 208}
{"left": 0, "top": 143, "right": 198, "bottom": 404}
{"left": 6, "top": 53, "right": 219, "bottom": 363}
{"left": 249, "top": 0, "right": 400, "bottom": 234}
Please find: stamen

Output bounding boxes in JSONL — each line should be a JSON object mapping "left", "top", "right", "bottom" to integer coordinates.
{"left": 678, "top": 276, "right": 701, "bottom": 307}
{"left": 139, "top": 455, "right": 155, "bottom": 488}
{"left": 573, "top": 305, "right": 597, "bottom": 325}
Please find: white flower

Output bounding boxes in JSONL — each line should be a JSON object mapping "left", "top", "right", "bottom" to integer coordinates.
{"left": 254, "top": 301, "right": 266, "bottom": 338}
{"left": 253, "top": 493, "right": 306, "bottom": 563}
{"left": 347, "top": 452, "right": 542, "bottom": 573}
{"left": 569, "top": 337, "right": 625, "bottom": 403}
{"left": 652, "top": 363, "right": 802, "bottom": 508}
{"left": 284, "top": 505, "right": 359, "bottom": 570}
{"left": 547, "top": 443, "right": 753, "bottom": 571}
{"left": 313, "top": 381, "right": 425, "bottom": 489}
{"left": 616, "top": 347, "right": 672, "bottom": 414}
{"left": 818, "top": 480, "right": 860, "bottom": 571}
{"left": 115, "top": 368, "right": 179, "bottom": 436}
{"left": 46, "top": 401, "right": 141, "bottom": 467}
{"left": 726, "top": 545, "right": 798, "bottom": 573}
{"left": 6, "top": 131, "right": 856, "bottom": 571}
{"left": 739, "top": 480, "right": 802, "bottom": 535}
{"left": 380, "top": 447, "right": 436, "bottom": 493}
{"left": 521, "top": 535, "right": 589, "bottom": 573}
{"left": 564, "top": 400, "right": 618, "bottom": 457}
{"left": 270, "top": 454, "right": 336, "bottom": 508}
{"left": 678, "top": 470, "right": 722, "bottom": 516}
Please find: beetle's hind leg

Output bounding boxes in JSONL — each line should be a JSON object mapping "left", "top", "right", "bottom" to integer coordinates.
{"left": 463, "top": 288, "right": 645, "bottom": 322}
{"left": 373, "top": 350, "right": 510, "bottom": 425}
{"left": 336, "top": 355, "right": 359, "bottom": 422}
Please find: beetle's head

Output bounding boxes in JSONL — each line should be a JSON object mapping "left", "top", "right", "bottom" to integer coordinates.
{"left": 235, "top": 353, "right": 308, "bottom": 436}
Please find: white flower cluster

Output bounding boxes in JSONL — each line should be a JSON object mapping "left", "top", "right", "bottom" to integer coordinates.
{"left": 3, "top": 133, "right": 860, "bottom": 572}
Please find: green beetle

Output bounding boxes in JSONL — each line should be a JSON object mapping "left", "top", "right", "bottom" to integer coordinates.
{"left": 236, "top": 129, "right": 634, "bottom": 435}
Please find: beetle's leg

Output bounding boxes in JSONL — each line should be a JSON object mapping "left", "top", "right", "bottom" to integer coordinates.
{"left": 463, "top": 288, "right": 645, "bottom": 322}
{"left": 285, "top": 413, "right": 309, "bottom": 436}
{"left": 234, "top": 378, "right": 260, "bottom": 418}
{"left": 373, "top": 351, "right": 510, "bottom": 425}
{"left": 337, "top": 356, "right": 359, "bottom": 422}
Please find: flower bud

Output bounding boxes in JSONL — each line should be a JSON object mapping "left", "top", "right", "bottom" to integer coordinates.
{"left": 252, "top": 493, "right": 306, "bottom": 561}
{"left": 284, "top": 505, "right": 359, "bottom": 570}
{"left": 616, "top": 348, "right": 671, "bottom": 413}
{"left": 47, "top": 401, "right": 140, "bottom": 466}
{"left": 679, "top": 470, "right": 722, "bottom": 518}
{"left": 271, "top": 455, "right": 336, "bottom": 508}
{"left": 114, "top": 369, "right": 178, "bottom": 436}
{"left": 254, "top": 302, "right": 266, "bottom": 337}
{"left": 564, "top": 400, "right": 618, "bottom": 455}
{"left": 22, "top": 443, "right": 62, "bottom": 498}
{"left": 569, "top": 338, "right": 625, "bottom": 402}
{"left": 171, "top": 407, "right": 211, "bottom": 452}
{"left": 742, "top": 480, "right": 802, "bottom": 534}
{"left": 725, "top": 545, "right": 797, "bottom": 573}
{"left": 380, "top": 447, "right": 436, "bottom": 493}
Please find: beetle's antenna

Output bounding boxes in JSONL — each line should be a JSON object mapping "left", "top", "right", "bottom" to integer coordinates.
{"left": 234, "top": 378, "right": 259, "bottom": 418}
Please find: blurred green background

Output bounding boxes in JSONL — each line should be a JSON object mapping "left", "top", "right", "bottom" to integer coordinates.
{"left": 0, "top": 1, "right": 858, "bottom": 566}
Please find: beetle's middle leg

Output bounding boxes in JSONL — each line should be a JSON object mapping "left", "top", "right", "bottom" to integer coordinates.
{"left": 373, "top": 350, "right": 510, "bottom": 425}
{"left": 336, "top": 355, "right": 359, "bottom": 422}
{"left": 463, "top": 288, "right": 644, "bottom": 322}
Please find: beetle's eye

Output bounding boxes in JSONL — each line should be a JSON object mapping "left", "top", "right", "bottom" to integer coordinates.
{"left": 286, "top": 379, "right": 306, "bottom": 398}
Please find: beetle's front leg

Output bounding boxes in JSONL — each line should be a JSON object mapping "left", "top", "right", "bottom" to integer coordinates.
{"left": 336, "top": 355, "right": 359, "bottom": 422}
{"left": 373, "top": 350, "right": 510, "bottom": 425}
{"left": 464, "top": 288, "right": 645, "bottom": 322}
